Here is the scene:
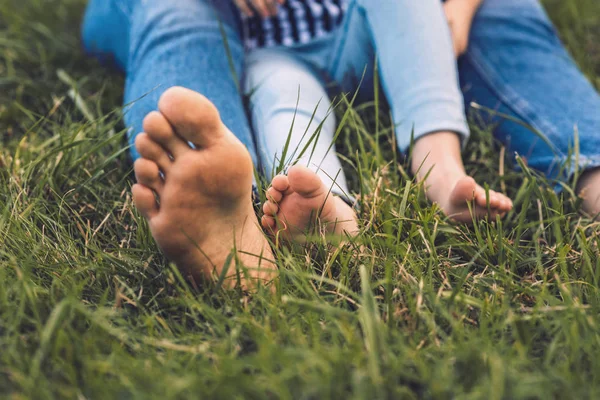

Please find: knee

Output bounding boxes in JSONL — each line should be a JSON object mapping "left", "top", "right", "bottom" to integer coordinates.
{"left": 81, "top": 0, "right": 133, "bottom": 68}
{"left": 134, "top": 0, "right": 239, "bottom": 34}
{"left": 470, "top": 0, "right": 557, "bottom": 47}
{"left": 129, "top": 0, "right": 243, "bottom": 71}
{"left": 475, "top": 0, "right": 548, "bottom": 20}
{"left": 247, "top": 67, "right": 329, "bottom": 119}
{"left": 245, "top": 51, "right": 321, "bottom": 95}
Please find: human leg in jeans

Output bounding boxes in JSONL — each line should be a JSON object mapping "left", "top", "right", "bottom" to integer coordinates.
{"left": 458, "top": 0, "right": 600, "bottom": 215}
{"left": 82, "top": 0, "right": 275, "bottom": 288}
{"left": 244, "top": 48, "right": 359, "bottom": 239}
{"left": 325, "top": 0, "right": 512, "bottom": 221}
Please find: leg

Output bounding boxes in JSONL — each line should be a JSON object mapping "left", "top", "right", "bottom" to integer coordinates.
{"left": 459, "top": 0, "right": 600, "bottom": 214}
{"left": 327, "top": 0, "right": 511, "bottom": 221}
{"left": 245, "top": 49, "right": 349, "bottom": 191}
{"left": 244, "top": 49, "right": 358, "bottom": 239}
{"left": 82, "top": 0, "right": 258, "bottom": 165}
{"left": 83, "top": 1, "right": 274, "bottom": 287}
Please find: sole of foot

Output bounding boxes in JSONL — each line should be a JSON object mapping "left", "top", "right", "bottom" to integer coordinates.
{"left": 441, "top": 176, "right": 513, "bottom": 223}
{"left": 132, "top": 86, "right": 275, "bottom": 290}
{"left": 261, "top": 164, "right": 359, "bottom": 243}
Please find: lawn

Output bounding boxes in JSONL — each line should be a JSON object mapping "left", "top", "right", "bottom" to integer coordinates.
{"left": 1, "top": 0, "right": 600, "bottom": 398}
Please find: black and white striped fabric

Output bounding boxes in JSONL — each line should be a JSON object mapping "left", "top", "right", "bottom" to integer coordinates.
{"left": 242, "top": 0, "right": 347, "bottom": 50}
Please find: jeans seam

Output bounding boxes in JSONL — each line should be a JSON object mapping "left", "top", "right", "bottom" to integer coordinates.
{"left": 465, "top": 45, "right": 563, "bottom": 157}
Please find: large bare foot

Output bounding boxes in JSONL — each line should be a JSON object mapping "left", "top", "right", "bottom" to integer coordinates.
{"left": 412, "top": 132, "right": 513, "bottom": 223}
{"left": 132, "top": 87, "right": 275, "bottom": 289}
{"left": 261, "top": 165, "right": 359, "bottom": 242}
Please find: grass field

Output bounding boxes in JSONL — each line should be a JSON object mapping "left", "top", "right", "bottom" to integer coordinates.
{"left": 1, "top": 0, "right": 600, "bottom": 398}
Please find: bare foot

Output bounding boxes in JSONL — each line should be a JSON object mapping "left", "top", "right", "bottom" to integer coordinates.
{"left": 577, "top": 167, "right": 600, "bottom": 218}
{"left": 261, "top": 165, "right": 359, "bottom": 241}
{"left": 412, "top": 132, "right": 513, "bottom": 223}
{"left": 438, "top": 175, "right": 513, "bottom": 222}
{"left": 132, "top": 87, "right": 275, "bottom": 289}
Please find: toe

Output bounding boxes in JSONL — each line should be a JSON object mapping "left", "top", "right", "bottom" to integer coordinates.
{"left": 158, "top": 87, "right": 223, "bottom": 148}
{"left": 450, "top": 176, "right": 478, "bottom": 206}
{"left": 266, "top": 186, "right": 283, "bottom": 203}
{"left": 492, "top": 192, "right": 505, "bottom": 209}
{"left": 488, "top": 191, "right": 501, "bottom": 208}
{"left": 143, "top": 111, "right": 190, "bottom": 158}
{"left": 494, "top": 192, "right": 505, "bottom": 211}
{"left": 132, "top": 184, "right": 158, "bottom": 219}
{"left": 262, "top": 200, "right": 279, "bottom": 216}
{"left": 135, "top": 133, "right": 173, "bottom": 173}
{"left": 272, "top": 174, "right": 291, "bottom": 193}
{"left": 475, "top": 188, "right": 500, "bottom": 209}
{"left": 499, "top": 196, "right": 513, "bottom": 211}
{"left": 261, "top": 215, "right": 276, "bottom": 231}
{"left": 288, "top": 165, "right": 325, "bottom": 198}
{"left": 134, "top": 159, "right": 164, "bottom": 193}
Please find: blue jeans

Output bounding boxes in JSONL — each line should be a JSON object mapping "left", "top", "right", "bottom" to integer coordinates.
{"left": 81, "top": 0, "right": 257, "bottom": 165}
{"left": 461, "top": 0, "right": 600, "bottom": 181}
{"left": 82, "top": 0, "right": 600, "bottom": 184}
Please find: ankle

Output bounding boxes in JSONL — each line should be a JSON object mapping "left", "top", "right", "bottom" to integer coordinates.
{"left": 410, "top": 131, "right": 466, "bottom": 180}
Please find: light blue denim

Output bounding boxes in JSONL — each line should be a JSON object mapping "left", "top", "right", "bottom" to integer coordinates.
{"left": 244, "top": 0, "right": 469, "bottom": 196}
{"left": 82, "top": 0, "right": 600, "bottom": 187}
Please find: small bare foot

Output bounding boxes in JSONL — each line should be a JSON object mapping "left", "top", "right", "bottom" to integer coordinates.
{"left": 412, "top": 131, "right": 513, "bottom": 223}
{"left": 132, "top": 86, "right": 275, "bottom": 289}
{"left": 437, "top": 176, "right": 513, "bottom": 222}
{"left": 261, "top": 165, "right": 359, "bottom": 242}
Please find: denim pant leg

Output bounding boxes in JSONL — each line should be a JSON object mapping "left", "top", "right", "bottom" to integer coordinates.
{"left": 244, "top": 48, "right": 351, "bottom": 196}
{"left": 81, "top": 0, "right": 258, "bottom": 165}
{"left": 327, "top": 0, "right": 470, "bottom": 152}
{"left": 459, "top": 0, "right": 600, "bottom": 182}
{"left": 82, "top": 0, "right": 131, "bottom": 70}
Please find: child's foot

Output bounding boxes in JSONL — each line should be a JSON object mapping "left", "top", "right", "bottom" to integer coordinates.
{"left": 412, "top": 132, "right": 513, "bottom": 223}
{"left": 433, "top": 175, "right": 513, "bottom": 223}
{"left": 261, "top": 165, "right": 359, "bottom": 241}
{"left": 132, "top": 87, "right": 275, "bottom": 288}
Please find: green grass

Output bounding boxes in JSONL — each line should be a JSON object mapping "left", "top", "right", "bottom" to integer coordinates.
{"left": 1, "top": 0, "right": 600, "bottom": 398}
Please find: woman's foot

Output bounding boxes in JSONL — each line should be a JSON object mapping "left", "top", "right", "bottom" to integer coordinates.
{"left": 412, "top": 132, "right": 513, "bottom": 223}
{"left": 261, "top": 165, "right": 359, "bottom": 242}
{"left": 132, "top": 87, "right": 275, "bottom": 289}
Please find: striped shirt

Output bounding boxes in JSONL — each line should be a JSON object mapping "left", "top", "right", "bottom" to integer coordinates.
{"left": 242, "top": 0, "right": 346, "bottom": 50}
